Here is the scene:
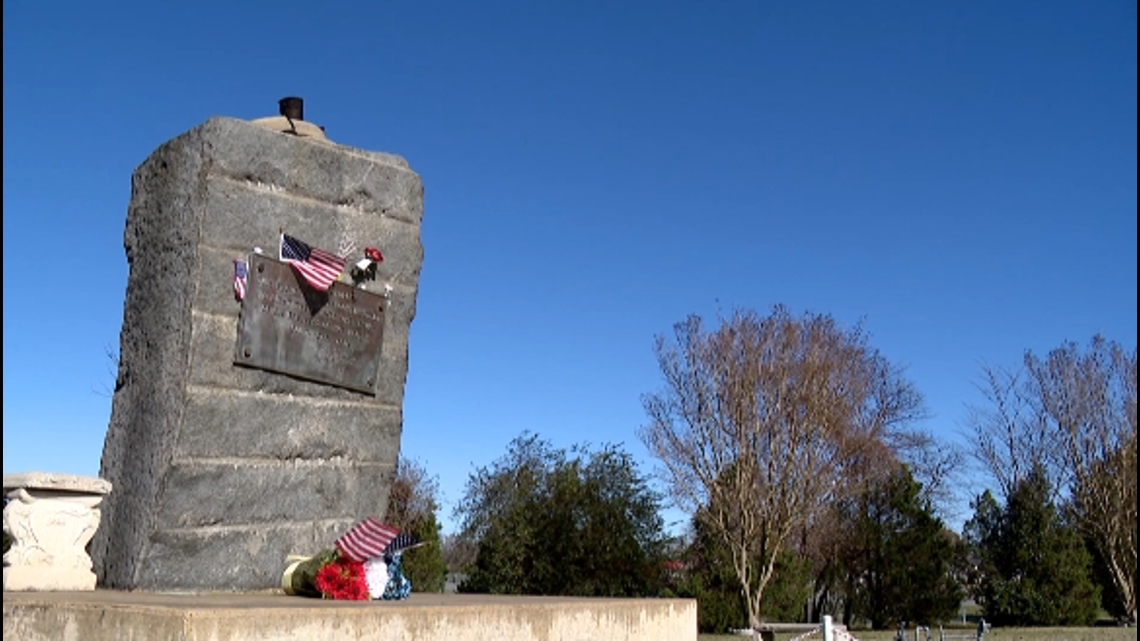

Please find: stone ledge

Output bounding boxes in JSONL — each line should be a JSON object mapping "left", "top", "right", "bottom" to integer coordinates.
{"left": 3, "top": 473, "right": 111, "bottom": 496}
{"left": 2, "top": 591, "right": 697, "bottom": 641}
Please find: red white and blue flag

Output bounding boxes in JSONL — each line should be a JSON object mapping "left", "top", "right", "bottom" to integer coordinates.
{"left": 384, "top": 530, "right": 424, "bottom": 555}
{"left": 233, "top": 259, "right": 248, "bottom": 301}
{"left": 280, "top": 233, "right": 346, "bottom": 292}
{"left": 335, "top": 518, "right": 400, "bottom": 562}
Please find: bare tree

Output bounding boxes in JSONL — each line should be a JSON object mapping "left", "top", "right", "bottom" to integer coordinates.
{"left": 965, "top": 364, "right": 1066, "bottom": 501}
{"left": 966, "top": 336, "right": 1137, "bottom": 623}
{"left": 886, "top": 428, "right": 967, "bottom": 521}
{"left": 386, "top": 456, "right": 441, "bottom": 530}
{"left": 640, "top": 307, "right": 926, "bottom": 633}
{"left": 385, "top": 456, "right": 448, "bottom": 592}
{"left": 440, "top": 532, "right": 479, "bottom": 574}
{"left": 1024, "top": 337, "right": 1137, "bottom": 623}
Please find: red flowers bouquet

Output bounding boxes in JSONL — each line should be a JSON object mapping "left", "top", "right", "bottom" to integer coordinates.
{"left": 282, "top": 518, "right": 421, "bottom": 601}
{"left": 315, "top": 556, "right": 369, "bottom": 601}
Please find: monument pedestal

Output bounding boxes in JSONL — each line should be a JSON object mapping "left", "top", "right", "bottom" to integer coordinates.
{"left": 2, "top": 591, "right": 696, "bottom": 641}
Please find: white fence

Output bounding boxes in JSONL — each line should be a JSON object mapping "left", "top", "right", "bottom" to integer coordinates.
{"left": 751, "top": 615, "right": 855, "bottom": 641}
{"left": 896, "top": 620, "right": 991, "bottom": 641}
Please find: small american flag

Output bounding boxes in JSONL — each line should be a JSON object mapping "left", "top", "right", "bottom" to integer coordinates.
{"left": 384, "top": 531, "right": 423, "bottom": 556}
{"left": 280, "top": 233, "right": 346, "bottom": 292}
{"left": 335, "top": 518, "right": 400, "bottom": 562}
{"left": 233, "top": 259, "right": 248, "bottom": 301}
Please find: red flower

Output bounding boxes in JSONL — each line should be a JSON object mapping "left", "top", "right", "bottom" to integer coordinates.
{"left": 314, "top": 558, "right": 369, "bottom": 600}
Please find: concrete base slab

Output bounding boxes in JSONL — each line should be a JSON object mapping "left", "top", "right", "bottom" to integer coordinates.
{"left": 2, "top": 590, "right": 696, "bottom": 641}
{"left": 3, "top": 567, "right": 97, "bottom": 592}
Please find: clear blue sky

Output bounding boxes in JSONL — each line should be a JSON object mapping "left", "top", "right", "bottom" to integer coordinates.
{"left": 4, "top": 0, "right": 1136, "bottom": 535}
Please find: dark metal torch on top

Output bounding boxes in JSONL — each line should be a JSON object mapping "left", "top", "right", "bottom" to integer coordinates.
{"left": 279, "top": 97, "right": 303, "bottom": 121}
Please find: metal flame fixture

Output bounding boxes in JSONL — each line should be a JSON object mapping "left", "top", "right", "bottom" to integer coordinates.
{"left": 252, "top": 96, "right": 328, "bottom": 141}
{"left": 279, "top": 97, "right": 303, "bottom": 121}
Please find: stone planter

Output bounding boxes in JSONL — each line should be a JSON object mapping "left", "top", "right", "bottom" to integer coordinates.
{"left": 3, "top": 472, "right": 112, "bottom": 591}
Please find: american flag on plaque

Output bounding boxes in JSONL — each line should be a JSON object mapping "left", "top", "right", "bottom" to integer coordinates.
{"left": 233, "top": 259, "right": 249, "bottom": 301}
{"left": 279, "top": 233, "right": 347, "bottom": 292}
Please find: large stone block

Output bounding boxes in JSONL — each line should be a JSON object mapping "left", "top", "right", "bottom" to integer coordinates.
{"left": 202, "top": 119, "right": 423, "bottom": 225}
{"left": 90, "top": 112, "right": 423, "bottom": 591}
{"left": 154, "top": 461, "right": 397, "bottom": 529}
{"left": 173, "top": 389, "right": 403, "bottom": 462}
{"left": 137, "top": 520, "right": 355, "bottom": 591}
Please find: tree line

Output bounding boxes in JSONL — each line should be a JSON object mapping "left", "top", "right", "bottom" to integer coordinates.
{"left": 389, "top": 305, "right": 1136, "bottom": 634}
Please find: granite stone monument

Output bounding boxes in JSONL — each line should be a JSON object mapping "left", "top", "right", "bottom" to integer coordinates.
{"left": 90, "top": 99, "right": 424, "bottom": 591}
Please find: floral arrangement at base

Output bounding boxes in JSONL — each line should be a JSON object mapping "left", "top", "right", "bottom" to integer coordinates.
{"left": 282, "top": 518, "right": 421, "bottom": 601}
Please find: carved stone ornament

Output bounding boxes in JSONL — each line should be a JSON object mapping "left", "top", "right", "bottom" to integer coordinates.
{"left": 3, "top": 472, "right": 112, "bottom": 591}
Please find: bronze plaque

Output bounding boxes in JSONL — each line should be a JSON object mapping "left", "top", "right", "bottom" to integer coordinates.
{"left": 234, "top": 254, "right": 385, "bottom": 394}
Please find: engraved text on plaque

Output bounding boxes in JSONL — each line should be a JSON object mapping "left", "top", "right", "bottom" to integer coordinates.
{"left": 234, "top": 254, "right": 386, "bottom": 394}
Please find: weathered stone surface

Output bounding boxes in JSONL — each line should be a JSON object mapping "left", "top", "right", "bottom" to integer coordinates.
{"left": 90, "top": 116, "right": 423, "bottom": 591}
{"left": 133, "top": 520, "right": 355, "bottom": 591}
{"left": 2, "top": 592, "right": 699, "bottom": 641}
{"left": 202, "top": 119, "right": 423, "bottom": 224}
{"left": 197, "top": 176, "right": 424, "bottom": 288}
{"left": 174, "top": 390, "right": 402, "bottom": 461}
{"left": 154, "top": 462, "right": 396, "bottom": 528}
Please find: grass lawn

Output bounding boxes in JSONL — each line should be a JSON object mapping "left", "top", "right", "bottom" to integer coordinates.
{"left": 699, "top": 627, "right": 1135, "bottom": 641}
